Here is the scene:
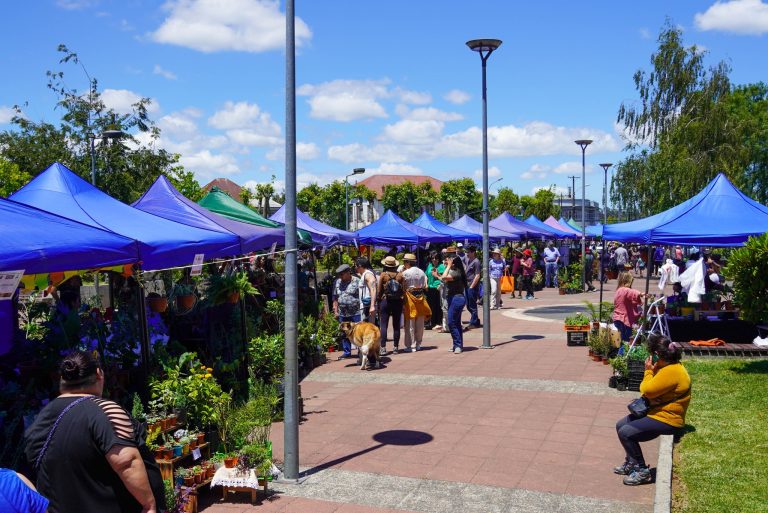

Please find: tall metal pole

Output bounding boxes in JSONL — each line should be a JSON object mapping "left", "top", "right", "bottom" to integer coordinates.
{"left": 575, "top": 140, "right": 592, "bottom": 292}
{"left": 344, "top": 177, "right": 349, "bottom": 231}
{"left": 568, "top": 175, "right": 578, "bottom": 220}
{"left": 283, "top": 0, "right": 299, "bottom": 481}
{"left": 467, "top": 38, "right": 501, "bottom": 350}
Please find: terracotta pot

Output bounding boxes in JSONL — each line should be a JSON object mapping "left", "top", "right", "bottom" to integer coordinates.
{"left": 224, "top": 457, "right": 236, "bottom": 468}
{"left": 227, "top": 291, "right": 241, "bottom": 304}
{"left": 588, "top": 349, "right": 594, "bottom": 357}
{"left": 592, "top": 355, "right": 602, "bottom": 362}
{"left": 168, "top": 415, "right": 177, "bottom": 427}
{"left": 183, "top": 476, "right": 195, "bottom": 487}
{"left": 197, "top": 433, "right": 205, "bottom": 445}
{"left": 558, "top": 288, "right": 566, "bottom": 295}
{"left": 194, "top": 472, "right": 202, "bottom": 484}
{"left": 602, "top": 358, "right": 610, "bottom": 365}
{"left": 154, "top": 448, "right": 165, "bottom": 460}
{"left": 149, "top": 296, "right": 168, "bottom": 313}
{"left": 206, "top": 466, "right": 215, "bottom": 479}
{"left": 176, "top": 294, "right": 195, "bottom": 310}
{"left": 328, "top": 346, "right": 335, "bottom": 352}
{"left": 162, "top": 417, "right": 170, "bottom": 430}
{"left": 163, "top": 448, "right": 173, "bottom": 460}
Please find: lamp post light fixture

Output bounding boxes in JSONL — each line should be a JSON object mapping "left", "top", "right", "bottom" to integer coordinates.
{"left": 467, "top": 38, "right": 501, "bottom": 351}
{"left": 599, "top": 163, "right": 612, "bottom": 226}
{"left": 89, "top": 129, "right": 125, "bottom": 186}
{"left": 574, "top": 139, "right": 592, "bottom": 292}
{"left": 345, "top": 168, "right": 365, "bottom": 231}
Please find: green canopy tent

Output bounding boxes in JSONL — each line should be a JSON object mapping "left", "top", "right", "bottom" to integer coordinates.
{"left": 198, "top": 187, "right": 313, "bottom": 246}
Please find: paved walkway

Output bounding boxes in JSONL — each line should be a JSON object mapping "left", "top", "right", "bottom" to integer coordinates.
{"left": 201, "top": 278, "right": 665, "bottom": 513}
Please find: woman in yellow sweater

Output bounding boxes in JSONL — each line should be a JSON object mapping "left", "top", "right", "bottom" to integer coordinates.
{"left": 615, "top": 334, "right": 691, "bottom": 485}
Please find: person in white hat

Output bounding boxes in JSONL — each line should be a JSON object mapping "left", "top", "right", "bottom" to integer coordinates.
{"left": 488, "top": 248, "right": 505, "bottom": 309}
{"left": 401, "top": 253, "right": 429, "bottom": 351}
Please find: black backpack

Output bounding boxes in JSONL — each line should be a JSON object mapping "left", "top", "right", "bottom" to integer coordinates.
{"left": 384, "top": 273, "right": 403, "bottom": 301}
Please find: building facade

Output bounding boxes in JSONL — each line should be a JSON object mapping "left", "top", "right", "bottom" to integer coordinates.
{"left": 555, "top": 197, "right": 602, "bottom": 226}
{"left": 350, "top": 174, "right": 444, "bottom": 229}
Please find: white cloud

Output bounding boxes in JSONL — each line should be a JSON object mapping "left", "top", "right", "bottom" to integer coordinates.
{"left": 394, "top": 87, "right": 432, "bottom": 105}
{"left": 101, "top": 88, "right": 160, "bottom": 114}
{"left": 520, "top": 164, "right": 550, "bottom": 180}
{"left": 380, "top": 119, "right": 445, "bottom": 145}
{"left": 157, "top": 110, "right": 200, "bottom": 138}
{"left": 552, "top": 161, "right": 583, "bottom": 174}
{"left": 226, "top": 129, "right": 281, "bottom": 147}
{"left": 364, "top": 163, "right": 423, "bottom": 176}
{"left": 207, "top": 101, "right": 281, "bottom": 147}
{"left": 153, "top": 64, "right": 177, "bottom": 80}
{"left": 639, "top": 27, "right": 652, "bottom": 39}
{"left": 0, "top": 106, "right": 16, "bottom": 124}
{"left": 151, "top": 0, "right": 312, "bottom": 53}
{"left": 180, "top": 150, "right": 240, "bottom": 178}
{"left": 444, "top": 89, "right": 471, "bottom": 105}
{"left": 298, "top": 79, "right": 390, "bottom": 122}
{"left": 694, "top": 0, "right": 768, "bottom": 35}
{"left": 328, "top": 143, "right": 411, "bottom": 164}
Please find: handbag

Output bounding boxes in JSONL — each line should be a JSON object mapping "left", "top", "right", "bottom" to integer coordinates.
{"left": 627, "top": 388, "right": 690, "bottom": 419}
{"left": 500, "top": 270, "right": 514, "bottom": 293}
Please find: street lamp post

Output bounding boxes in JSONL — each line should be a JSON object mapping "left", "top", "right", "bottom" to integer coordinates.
{"left": 467, "top": 38, "right": 501, "bottom": 351}
{"left": 574, "top": 139, "right": 592, "bottom": 292}
{"left": 345, "top": 168, "right": 365, "bottom": 231}
{"left": 599, "top": 163, "right": 612, "bottom": 226}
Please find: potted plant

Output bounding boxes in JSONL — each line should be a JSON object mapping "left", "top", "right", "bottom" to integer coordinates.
{"left": 564, "top": 312, "right": 590, "bottom": 346}
{"left": 224, "top": 453, "right": 238, "bottom": 469}
{"left": 236, "top": 443, "right": 272, "bottom": 479}
{"left": 207, "top": 271, "right": 258, "bottom": 305}
{"left": 196, "top": 432, "right": 205, "bottom": 445}
{"left": 532, "top": 270, "right": 544, "bottom": 291}
{"left": 147, "top": 292, "right": 169, "bottom": 313}
{"left": 210, "top": 452, "right": 226, "bottom": 470}
{"left": 192, "top": 465, "right": 203, "bottom": 484}
{"left": 176, "top": 468, "right": 194, "bottom": 487}
{"left": 557, "top": 267, "right": 568, "bottom": 295}
{"left": 173, "top": 282, "right": 196, "bottom": 311}
{"left": 180, "top": 436, "right": 191, "bottom": 455}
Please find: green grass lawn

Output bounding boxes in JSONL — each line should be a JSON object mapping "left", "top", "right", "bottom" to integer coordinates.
{"left": 673, "top": 358, "right": 768, "bottom": 513}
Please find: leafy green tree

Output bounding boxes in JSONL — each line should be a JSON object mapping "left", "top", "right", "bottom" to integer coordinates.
{"left": 490, "top": 187, "right": 521, "bottom": 218}
{"left": 436, "top": 178, "right": 482, "bottom": 222}
{"left": 253, "top": 178, "right": 275, "bottom": 217}
{"left": 0, "top": 45, "right": 202, "bottom": 204}
{"left": 297, "top": 181, "right": 376, "bottom": 229}
{"left": 519, "top": 187, "right": 559, "bottom": 220}
{"left": 0, "top": 159, "right": 31, "bottom": 197}
{"left": 381, "top": 181, "right": 438, "bottom": 221}
{"left": 239, "top": 186, "right": 254, "bottom": 205}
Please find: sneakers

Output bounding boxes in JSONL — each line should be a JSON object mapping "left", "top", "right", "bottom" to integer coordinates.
{"left": 454, "top": 347, "right": 463, "bottom": 354}
{"left": 613, "top": 461, "right": 635, "bottom": 475}
{"left": 392, "top": 347, "right": 399, "bottom": 354}
{"left": 379, "top": 347, "right": 387, "bottom": 356}
{"left": 414, "top": 345, "right": 421, "bottom": 352}
{"left": 623, "top": 466, "right": 652, "bottom": 486}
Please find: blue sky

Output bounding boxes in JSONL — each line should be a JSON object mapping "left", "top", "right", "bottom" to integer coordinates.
{"left": 1, "top": 0, "right": 767, "bottom": 203}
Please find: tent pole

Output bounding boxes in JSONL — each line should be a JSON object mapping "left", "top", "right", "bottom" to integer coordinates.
{"left": 644, "top": 244, "right": 652, "bottom": 315}
{"left": 598, "top": 246, "right": 604, "bottom": 325}
{"left": 135, "top": 268, "right": 151, "bottom": 383}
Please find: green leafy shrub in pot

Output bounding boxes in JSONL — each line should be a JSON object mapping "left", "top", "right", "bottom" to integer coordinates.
{"left": 564, "top": 313, "right": 590, "bottom": 327}
{"left": 206, "top": 272, "right": 258, "bottom": 305}
{"left": 236, "top": 443, "right": 272, "bottom": 477}
{"left": 724, "top": 233, "right": 768, "bottom": 322}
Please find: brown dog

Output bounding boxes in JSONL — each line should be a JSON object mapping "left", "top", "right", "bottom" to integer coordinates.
{"left": 339, "top": 321, "right": 381, "bottom": 370}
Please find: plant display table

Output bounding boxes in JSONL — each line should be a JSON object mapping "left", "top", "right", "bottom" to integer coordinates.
{"left": 211, "top": 466, "right": 268, "bottom": 504}
{"left": 156, "top": 442, "right": 211, "bottom": 481}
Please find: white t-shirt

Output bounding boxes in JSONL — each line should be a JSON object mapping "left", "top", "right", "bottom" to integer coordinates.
{"left": 402, "top": 266, "right": 427, "bottom": 290}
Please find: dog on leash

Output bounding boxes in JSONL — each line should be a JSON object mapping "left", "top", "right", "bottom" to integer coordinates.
{"left": 338, "top": 321, "right": 381, "bottom": 370}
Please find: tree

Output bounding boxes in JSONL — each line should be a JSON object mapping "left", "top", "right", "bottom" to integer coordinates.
{"left": 297, "top": 181, "right": 376, "bottom": 229}
{"left": 0, "top": 45, "right": 202, "bottom": 204}
{"left": 381, "top": 181, "right": 438, "bottom": 221}
{"left": 436, "top": 178, "right": 482, "bottom": 222}
{"left": 253, "top": 177, "right": 276, "bottom": 217}
{"left": 0, "top": 159, "right": 31, "bottom": 197}
{"left": 490, "top": 187, "right": 521, "bottom": 218}
{"left": 519, "top": 187, "right": 559, "bottom": 220}
{"left": 239, "top": 186, "right": 254, "bottom": 206}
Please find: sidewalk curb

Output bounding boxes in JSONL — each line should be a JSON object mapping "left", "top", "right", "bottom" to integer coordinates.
{"left": 654, "top": 434, "right": 674, "bottom": 513}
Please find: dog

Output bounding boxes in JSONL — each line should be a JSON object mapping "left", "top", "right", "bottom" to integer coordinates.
{"left": 338, "top": 321, "right": 381, "bottom": 370}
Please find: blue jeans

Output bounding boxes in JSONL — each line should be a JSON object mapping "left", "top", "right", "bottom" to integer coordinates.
{"left": 614, "top": 320, "right": 633, "bottom": 342}
{"left": 465, "top": 287, "right": 480, "bottom": 327}
{"left": 616, "top": 415, "right": 679, "bottom": 467}
{"left": 448, "top": 293, "right": 466, "bottom": 350}
{"left": 545, "top": 261, "right": 558, "bottom": 287}
{"left": 339, "top": 313, "right": 361, "bottom": 356}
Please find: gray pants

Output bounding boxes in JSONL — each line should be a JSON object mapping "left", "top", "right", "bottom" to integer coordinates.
{"left": 439, "top": 284, "right": 449, "bottom": 331}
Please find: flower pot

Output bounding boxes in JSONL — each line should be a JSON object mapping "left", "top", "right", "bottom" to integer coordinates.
{"left": 602, "top": 358, "right": 610, "bottom": 365}
{"left": 183, "top": 476, "right": 195, "bottom": 487}
{"left": 173, "top": 445, "right": 183, "bottom": 458}
{"left": 149, "top": 296, "right": 168, "bottom": 313}
{"left": 197, "top": 433, "right": 205, "bottom": 445}
{"left": 617, "top": 381, "right": 627, "bottom": 391}
{"left": 608, "top": 375, "right": 618, "bottom": 388}
{"left": 224, "top": 457, "right": 236, "bottom": 468}
{"left": 592, "top": 355, "right": 602, "bottom": 362}
{"left": 194, "top": 472, "right": 202, "bottom": 484}
{"left": 176, "top": 294, "right": 195, "bottom": 311}
{"left": 227, "top": 291, "right": 240, "bottom": 304}
{"left": 163, "top": 448, "right": 173, "bottom": 460}
{"left": 168, "top": 414, "right": 177, "bottom": 428}
{"left": 154, "top": 448, "right": 165, "bottom": 460}
{"left": 161, "top": 417, "right": 170, "bottom": 430}
{"left": 182, "top": 443, "right": 190, "bottom": 455}
{"left": 206, "top": 466, "right": 215, "bottom": 479}
{"left": 328, "top": 345, "right": 335, "bottom": 352}
{"left": 558, "top": 288, "right": 566, "bottom": 295}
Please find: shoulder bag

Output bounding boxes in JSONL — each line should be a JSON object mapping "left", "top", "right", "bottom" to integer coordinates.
{"left": 628, "top": 388, "right": 690, "bottom": 419}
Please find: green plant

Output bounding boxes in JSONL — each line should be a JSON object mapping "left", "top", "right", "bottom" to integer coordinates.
{"left": 172, "top": 282, "right": 196, "bottom": 296}
{"left": 236, "top": 443, "right": 272, "bottom": 477}
{"left": 248, "top": 334, "right": 285, "bottom": 384}
{"left": 626, "top": 342, "right": 650, "bottom": 361}
{"left": 532, "top": 270, "right": 543, "bottom": 288}
{"left": 207, "top": 272, "right": 258, "bottom": 305}
{"left": 131, "top": 393, "right": 146, "bottom": 423}
{"left": 609, "top": 355, "right": 628, "bottom": 376}
{"left": 145, "top": 423, "right": 163, "bottom": 452}
{"left": 164, "top": 478, "right": 191, "bottom": 513}
{"left": 724, "top": 233, "right": 768, "bottom": 322}
{"left": 214, "top": 392, "right": 234, "bottom": 453}
{"left": 588, "top": 327, "right": 613, "bottom": 355}
{"left": 564, "top": 313, "right": 590, "bottom": 326}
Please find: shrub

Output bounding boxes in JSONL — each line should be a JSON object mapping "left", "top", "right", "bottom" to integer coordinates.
{"left": 724, "top": 232, "right": 768, "bottom": 322}
{"left": 248, "top": 334, "right": 284, "bottom": 384}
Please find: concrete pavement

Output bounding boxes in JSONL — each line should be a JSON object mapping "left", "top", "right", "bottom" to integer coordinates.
{"left": 201, "top": 279, "right": 662, "bottom": 513}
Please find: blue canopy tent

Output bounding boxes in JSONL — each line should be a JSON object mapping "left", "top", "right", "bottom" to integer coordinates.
{"left": 449, "top": 215, "right": 519, "bottom": 242}
{"left": 270, "top": 206, "right": 358, "bottom": 247}
{"left": 133, "top": 176, "right": 285, "bottom": 253}
{"left": 357, "top": 210, "right": 451, "bottom": 245}
{"left": 521, "top": 214, "right": 574, "bottom": 238}
{"left": 602, "top": 173, "right": 768, "bottom": 245}
{"left": 412, "top": 211, "right": 481, "bottom": 241}
{"left": 10, "top": 163, "right": 241, "bottom": 270}
{"left": 490, "top": 212, "right": 552, "bottom": 239}
{"left": 0, "top": 198, "right": 139, "bottom": 274}
{"left": 586, "top": 223, "right": 604, "bottom": 237}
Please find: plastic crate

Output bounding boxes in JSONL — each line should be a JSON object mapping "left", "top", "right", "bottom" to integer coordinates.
{"left": 567, "top": 330, "right": 588, "bottom": 346}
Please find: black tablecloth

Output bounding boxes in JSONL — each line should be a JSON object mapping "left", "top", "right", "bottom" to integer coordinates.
{"left": 667, "top": 318, "right": 757, "bottom": 344}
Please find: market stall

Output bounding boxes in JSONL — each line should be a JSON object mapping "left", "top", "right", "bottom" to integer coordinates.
{"left": 357, "top": 209, "right": 451, "bottom": 245}
{"left": 448, "top": 214, "right": 519, "bottom": 242}
{"left": 412, "top": 211, "right": 480, "bottom": 241}
{"left": 490, "top": 212, "right": 552, "bottom": 239}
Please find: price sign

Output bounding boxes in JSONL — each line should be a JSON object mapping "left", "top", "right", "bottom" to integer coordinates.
{"left": 190, "top": 254, "right": 204, "bottom": 276}
{"left": 0, "top": 270, "right": 24, "bottom": 300}
{"left": 192, "top": 448, "right": 202, "bottom": 460}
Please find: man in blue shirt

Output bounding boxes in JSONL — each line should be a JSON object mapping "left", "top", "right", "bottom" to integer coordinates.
{"left": 543, "top": 241, "right": 560, "bottom": 288}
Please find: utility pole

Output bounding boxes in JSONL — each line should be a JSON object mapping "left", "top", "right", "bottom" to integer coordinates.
{"left": 568, "top": 175, "right": 579, "bottom": 221}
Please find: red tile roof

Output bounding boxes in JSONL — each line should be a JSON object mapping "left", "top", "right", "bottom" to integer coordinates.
{"left": 356, "top": 174, "right": 444, "bottom": 199}
{"left": 203, "top": 178, "right": 243, "bottom": 203}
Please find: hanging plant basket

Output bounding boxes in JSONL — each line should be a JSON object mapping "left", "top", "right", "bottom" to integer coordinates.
{"left": 227, "top": 291, "right": 241, "bottom": 304}
{"left": 176, "top": 294, "right": 195, "bottom": 310}
{"left": 148, "top": 296, "right": 168, "bottom": 313}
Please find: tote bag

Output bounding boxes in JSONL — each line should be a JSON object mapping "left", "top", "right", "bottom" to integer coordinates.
{"left": 500, "top": 270, "right": 514, "bottom": 293}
